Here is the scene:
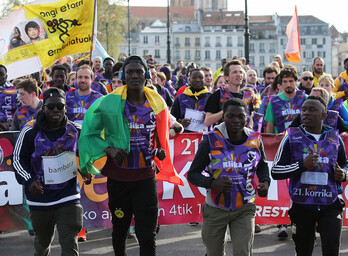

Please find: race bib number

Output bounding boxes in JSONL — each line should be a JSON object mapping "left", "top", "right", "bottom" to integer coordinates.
{"left": 42, "top": 151, "right": 78, "bottom": 185}
{"left": 301, "top": 171, "right": 328, "bottom": 186}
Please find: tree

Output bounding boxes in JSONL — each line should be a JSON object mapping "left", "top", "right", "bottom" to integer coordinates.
{"left": 0, "top": 0, "right": 30, "bottom": 21}
{"left": 97, "top": 0, "right": 128, "bottom": 59}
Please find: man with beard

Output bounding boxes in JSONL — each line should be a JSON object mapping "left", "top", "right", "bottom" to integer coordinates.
{"left": 93, "top": 56, "right": 103, "bottom": 78}
{"left": 171, "top": 69, "right": 211, "bottom": 132}
{"left": 265, "top": 65, "right": 306, "bottom": 134}
{"left": 298, "top": 71, "right": 314, "bottom": 95}
{"left": 65, "top": 66, "right": 102, "bottom": 126}
{"left": 8, "top": 26, "right": 26, "bottom": 50}
{"left": 312, "top": 57, "right": 326, "bottom": 88}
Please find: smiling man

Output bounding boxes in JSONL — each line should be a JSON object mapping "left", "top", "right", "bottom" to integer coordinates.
{"left": 188, "top": 98, "right": 270, "bottom": 256}
{"left": 204, "top": 60, "right": 254, "bottom": 127}
{"left": 272, "top": 95, "right": 348, "bottom": 256}
{"left": 171, "top": 68, "right": 211, "bottom": 132}
{"left": 265, "top": 65, "right": 306, "bottom": 134}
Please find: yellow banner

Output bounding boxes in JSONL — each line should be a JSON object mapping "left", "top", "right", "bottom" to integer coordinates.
{"left": 1, "top": 0, "right": 94, "bottom": 68}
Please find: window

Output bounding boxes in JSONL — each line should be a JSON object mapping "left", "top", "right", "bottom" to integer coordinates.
{"left": 260, "top": 56, "right": 265, "bottom": 65}
{"left": 205, "top": 37, "right": 210, "bottom": 47}
{"left": 195, "top": 37, "right": 200, "bottom": 46}
{"left": 143, "top": 36, "right": 148, "bottom": 44}
{"left": 227, "top": 50, "right": 232, "bottom": 58}
{"left": 312, "top": 51, "right": 315, "bottom": 58}
{"left": 155, "top": 49, "right": 160, "bottom": 58}
{"left": 185, "top": 50, "right": 190, "bottom": 59}
{"left": 238, "top": 50, "right": 243, "bottom": 57}
{"left": 250, "top": 43, "right": 254, "bottom": 53}
{"left": 303, "top": 51, "right": 306, "bottom": 58}
{"left": 260, "top": 43, "right": 265, "bottom": 53}
{"left": 175, "top": 50, "right": 180, "bottom": 59}
{"left": 312, "top": 38, "right": 317, "bottom": 44}
{"left": 301, "top": 38, "right": 306, "bottom": 45}
{"left": 205, "top": 50, "right": 210, "bottom": 60}
{"left": 250, "top": 56, "right": 254, "bottom": 66}
{"left": 195, "top": 50, "right": 200, "bottom": 60}
{"left": 280, "top": 38, "right": 284, "bottom": 45}
{"left": 323, "top": 51, "right": 326, "bottom": 58}
{"left": 143, "top": 50, "right": 148, "bottom": 56}
{"left": 185, "top": 26, "right": 191, "bottom": 32}
{"left": 131, "top": 48, "right": 137, "bottom": 55}
{"left": 185, "top": 37, "right": 190, "bottom": 46}
{"left": 155, "top": 36, "right": 160, "bottom": 44}
{"left": 238, "top": 36, "right": 243, "bottom": 46}
{"left": 323, "top": 38, "right": 326, "bottom": 44}
{"left": 216, "top": 50, "right": 221, "bottom": 60}
{"left": 216, "top": 37, "right": 221, "bottom": 47}
{"left": 269, "top": 43, "right": 275, "bottom": 53}
{"left": 175, "top": 37, "right": 180, "bottom": 46}
{"left": 227, "top": 37, "right": 232, "bottom": 47}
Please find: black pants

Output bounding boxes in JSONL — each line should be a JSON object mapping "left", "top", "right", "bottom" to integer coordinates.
{"left": 107, "top": 177, "right": 158, "bottom": 256}
{"left": 289, "top": 198, "right": 345, "bottom": 256}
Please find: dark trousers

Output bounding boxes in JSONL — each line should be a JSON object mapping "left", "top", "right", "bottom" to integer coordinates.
{"left": 289, "top": 198, "right": 345, "bottom": 256}
{"left": 107, "top": 177, "right": 158, "bottom": 256}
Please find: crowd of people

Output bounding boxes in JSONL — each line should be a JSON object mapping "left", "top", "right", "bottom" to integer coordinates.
{"left": 1, "top": 52, "right": 348, "bottom": 255}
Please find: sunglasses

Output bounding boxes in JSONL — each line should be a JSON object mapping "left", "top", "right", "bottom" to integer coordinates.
{"left": 302, "top": 77, "right": 314, "bottom": 81}
{"left": 44, "top": 103, "right": 65, "bottom": 110}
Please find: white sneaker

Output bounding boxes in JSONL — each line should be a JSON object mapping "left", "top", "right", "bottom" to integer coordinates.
{"left": 277, "top": 225, "right": 288, "bottom": 239}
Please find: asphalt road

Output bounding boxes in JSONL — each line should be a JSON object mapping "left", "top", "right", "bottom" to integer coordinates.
{"left": 2, "top": 224, "right": 348, "bottom": 255}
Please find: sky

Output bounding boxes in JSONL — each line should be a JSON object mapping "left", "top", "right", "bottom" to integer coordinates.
{"left": 122, "top": 0, "right": 347, "bottom": 33}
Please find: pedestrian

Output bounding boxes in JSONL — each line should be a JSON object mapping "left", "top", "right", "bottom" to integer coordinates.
{"left": 12, "top": 87, "right": 92, "bottom": 255}
{"left": 78, "top": 55, "right": 183, "bottom": 255}
{"left": 272, "top": 95, "right": 348, "bottom": 256}
{"left": 188, "top": 98, "right": 270, "bottom": 256}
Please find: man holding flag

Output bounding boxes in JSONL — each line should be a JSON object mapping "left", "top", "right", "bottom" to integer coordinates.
{"left": 78, "top": 55, "right": 183, "bottom": 255}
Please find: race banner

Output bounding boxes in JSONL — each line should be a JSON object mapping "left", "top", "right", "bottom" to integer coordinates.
{"left": 0, "top": 0, "right": 95, "bottom": 80}
{"left": 2, "top": 132, "right": 348, "bottom": 230}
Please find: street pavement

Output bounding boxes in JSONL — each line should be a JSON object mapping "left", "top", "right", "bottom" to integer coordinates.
{"left": 2, "top": 224, "right": 348, "bottom": 255}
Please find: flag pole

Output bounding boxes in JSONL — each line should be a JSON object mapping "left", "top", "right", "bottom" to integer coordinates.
{"left": 89, "top": 0, "right": 97, "bottom": 66}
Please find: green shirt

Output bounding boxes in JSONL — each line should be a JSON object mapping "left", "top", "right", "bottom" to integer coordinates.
{"left": 264, "top": 92, "right": 294, "bottom": 134}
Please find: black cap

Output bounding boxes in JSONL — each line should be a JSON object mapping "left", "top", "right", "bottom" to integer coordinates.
{"left": 42, "top": 87, "right": 66, "bottom": 104}
{"left": 122, "top": 55, "right": 149, "bottom": 71}
{"left": 103, "top": 57, "right": 115, "bottom": 64}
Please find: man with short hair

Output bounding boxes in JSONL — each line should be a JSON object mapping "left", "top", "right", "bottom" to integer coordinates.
{"left": 11, "top": 78, "right": 42, "bottom": 131}
{"left": 188, "top": 98, "right": 270, "bottom": 256}
{"left": 171, "top": 69, "right": 211, "bottom": 132}
{"left": 259, "top": 66, "right": 279, "bottom": 95}
{"left": 173, "top": 60, "right": 184, "bottom": 75}
{"left": 246, "top": 69, "right": 258, "bottom": 91}
{"left": 265, "top": 65, "right": 306, "bottom": 134}
{"left": 272, "top": 95, "right": 348, "bottom": 256}
{"left": 0, "top": 64, "right": 19, "bottom": 131}
{"left": 13, "top": 87, "right": 91, "bottom": 256}
{"left": 78, "top": 55, "right": 183, "bottom": 255}
{"left": 312, "top": 57, "right": 325, "bottom": 87}
{"left": 41, "top": 64, "right": 74, "bottom": 93}
{"left": 332, "top": 57, "right": 348, "bottom": 100}
{"left": 204, "top": 60, "right": 254, "bottom": 127}
{"left": 65, "top": 66, "right": 102, "bottom": 126}
{"left": 202, "top": 66, "right": 213, "bottom": 91}
{"left": 298, "top": 71, "right": 314, "bottom": 95}
{"left": 93, "top": 56, "right": 103, "bottom": 77}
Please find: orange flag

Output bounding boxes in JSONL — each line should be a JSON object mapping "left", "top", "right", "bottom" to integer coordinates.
{"left": 285, "top": 6, "right": 301, "bottom": 63}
